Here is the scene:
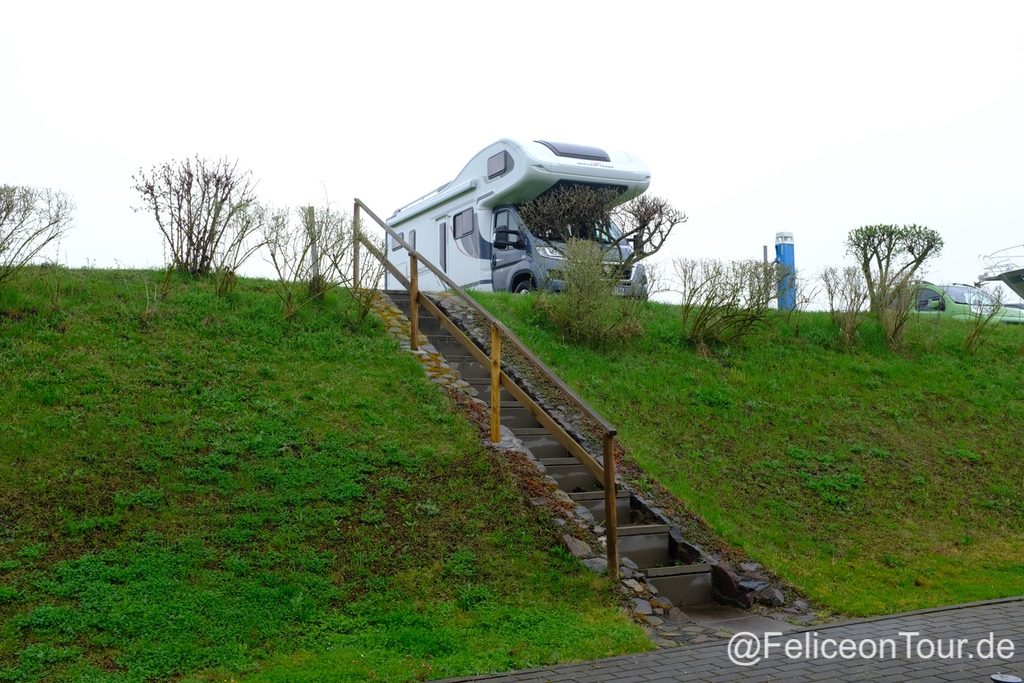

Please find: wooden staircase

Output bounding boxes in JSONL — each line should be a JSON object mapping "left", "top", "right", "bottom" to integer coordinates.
{"left": 387, "top": 290, "right": 714, "bottom": 607}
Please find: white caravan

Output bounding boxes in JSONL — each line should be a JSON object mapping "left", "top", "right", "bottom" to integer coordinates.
{"left": 384, "top": 139, "right": 651, "bottom": 295}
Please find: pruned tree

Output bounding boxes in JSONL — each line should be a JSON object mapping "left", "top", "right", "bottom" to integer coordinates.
{"left": 612, "top": 194, "right": 688, "bottom": 269}
{"left": 517, "top": 184, "right": 686, "bottom": 277}
{"left": 0, "top": 185, "right": 74, "bottom": 287}
{"left": 133, "top": 156, "right": 258, "bottom": 276}
{"left": 846, "top": 224, "right": 943, "bottom": 315}
{"left": 821, "top": 266, "right": 869, "bottom": 349}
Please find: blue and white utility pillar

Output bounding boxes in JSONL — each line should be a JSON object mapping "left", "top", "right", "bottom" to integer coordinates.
{"left": 775, "top": 232, "right": 796, "bottom": 311}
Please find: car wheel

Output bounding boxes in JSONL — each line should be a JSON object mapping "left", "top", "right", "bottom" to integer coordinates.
{"left": 513, "top": 278, "right": 534, "bottom": 294}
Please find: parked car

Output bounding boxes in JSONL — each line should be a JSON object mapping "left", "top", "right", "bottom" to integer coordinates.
{"left": 912, "top": 282, "right": 1024, "bottom": 324}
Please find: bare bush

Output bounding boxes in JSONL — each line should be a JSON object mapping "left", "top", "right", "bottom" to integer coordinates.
{"left": 964, "top": 286, "right": 1005, "bottom": 355}
{"left": 263, "top": 205, "right": 383, "bottom": 326}
{"left": 213, "top": 203, "right": 266, "bottom": 296}
{"left": 342, "top": 218, "right": 386, "bottom": 327}
{"left": 878, "top": 275, "right": 916, "bottom": 349}
{"left": 133, "top": 156, "right": 258, "bottom": 276}
{"left": 786, "top": 272, "right": 821, "bottom": 338}
{"left": 674, "top": 258, "right": 782, "bottom": 352}
{"left": 821, "top": 266, "right": 869, "bottom": 348}
{"left": 535, "top": 239, "right": 643, "bottom": 346}
{"left": 0, "top": 185, "right": 74, "bottom": 287}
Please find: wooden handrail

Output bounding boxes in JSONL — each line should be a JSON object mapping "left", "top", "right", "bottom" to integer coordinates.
{"left": 354, "top": 198, "right": 617, "bottom": 436}
{"left": 353, "top": 197, "right": 620, "bottom": 581}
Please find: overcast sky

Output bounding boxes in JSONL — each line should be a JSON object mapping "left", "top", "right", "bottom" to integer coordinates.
{"left": 5, "top": 1, "right": 1024, "bottom": 301}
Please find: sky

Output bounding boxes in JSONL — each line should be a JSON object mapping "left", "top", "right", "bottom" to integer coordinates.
{"left": 5, "top": 0, "right": 1024, "bottom": 303}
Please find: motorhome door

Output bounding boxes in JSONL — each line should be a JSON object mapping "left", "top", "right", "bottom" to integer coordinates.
{"left": 490, "top": 208, "right": 528, "bottom": 292}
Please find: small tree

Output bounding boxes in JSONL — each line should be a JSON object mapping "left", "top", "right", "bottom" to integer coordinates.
{"left": 0, "top": 185, "right": 74, "bottom": 287}
{"left": 846, "top": 224, "right": 943, "bottom": 315}
{"left": 133, "top": 156, "right": 258, "bottom": 276}
{"left": 821, "top": 266, "right": 869, "bottom": 349}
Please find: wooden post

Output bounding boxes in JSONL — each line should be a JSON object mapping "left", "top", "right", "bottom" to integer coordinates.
{"left": 603, "top": 433, "right": 619, "bottom": 581}
{"left": 490, "top": 325, "right": 501, "bottom": 443}
{"left": 352, "top": 202, "right": 361, "bottom": 286}
{"left": 410, "top": 254, "right": 419, "bottom": 351}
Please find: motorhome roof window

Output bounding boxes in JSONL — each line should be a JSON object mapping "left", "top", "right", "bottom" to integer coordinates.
{"left": 535, "top": 140, "right": 611, "bottom": 162}
{"left": 487, "top": 151, "right": 513, "bottom": 179}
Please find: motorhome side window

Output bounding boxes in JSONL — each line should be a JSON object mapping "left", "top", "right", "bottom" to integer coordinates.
{"left": 391, "top": 232, "right": 404, "bottom": 251}
{"left": 453, "top": 209, "right": 474, "bottom": 239}
{"left": 409, "top": 230, "right": 416, "bottom": 250}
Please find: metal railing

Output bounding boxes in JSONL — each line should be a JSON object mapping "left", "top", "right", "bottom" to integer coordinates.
{"left": 352, "top": 198, "right": 620, "bottom": 580}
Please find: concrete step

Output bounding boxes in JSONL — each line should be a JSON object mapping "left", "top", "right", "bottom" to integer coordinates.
{"left": 445, "top": 356, "right": 490, "bottom": 380}
{"left": 538, "top": 457, "right": 601, "bottom": 493}
{"left": 516, "top": 428, "right": 570, "bottom": 459}
{"left": 645, "top": 564, "right": 714, "bottom": 607}
{"left": 617, "top": 524, "right": 672, "bottom": 569}
{"left": 570, "top": 490, "right": 631, "bottom": 526}
{"left": 466, "top": 379, "right": 512, "bottom": 403}
{"left": 500, "top": 404, "right": 541, "bottom": 429}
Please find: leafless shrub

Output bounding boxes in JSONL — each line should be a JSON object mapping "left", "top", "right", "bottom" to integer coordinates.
{"left": 821, "top": 266, "right": 869, "bottom": 349}
{"left": 878, "top": 275, "right": 916, "bottom": 350}
{"left": 535, "top": 239, "right": 643, "bottom": 346}
{"left": 132, "top": 156, "right": 258, "bottom": 276}
{"left": 786, "top": 272, "right": 821, "bottom": 338}
{"left": 964, "top": 286, "right": 1005, "bottom": 355}
{"left": 263, "top": 204, "right": 383, "bottom": 327}
{"left": 0, "top": 185, "right": 74, "bottom": 287}
{"left": 212, "top": 203, "right": 266, "bottom": 296}
{"left": 673, "top": 258, "right": 782, "bottom": 352}
{"left": 339, "top": 218, "right": 386, "bottom": 327}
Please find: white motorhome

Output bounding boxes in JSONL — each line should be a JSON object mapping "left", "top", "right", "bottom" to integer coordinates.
{"left": 385, "top": 139, "right": 651, "bottom": 295}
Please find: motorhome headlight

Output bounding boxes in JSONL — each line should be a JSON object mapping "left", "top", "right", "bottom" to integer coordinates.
{"left": 536, "top": 246, "right": 564, "bottom": 260}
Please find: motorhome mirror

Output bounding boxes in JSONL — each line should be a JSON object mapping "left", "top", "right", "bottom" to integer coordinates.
{"left": 494, "top": 229, "right": 524, "bottom": 250}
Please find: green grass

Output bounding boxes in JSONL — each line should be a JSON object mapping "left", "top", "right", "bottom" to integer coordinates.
{"left": 0, "top": 267, "right": 648, "bottom": 682}
{"left": 474, "top": 292, "right": 1024, "bottom": 616}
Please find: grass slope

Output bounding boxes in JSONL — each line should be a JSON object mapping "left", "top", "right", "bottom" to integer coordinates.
{"left": 0, "top": 268, "right": 647, "bottom": 683}
{"left": 475, "top": 292, "right": 1024, "bottom": 616}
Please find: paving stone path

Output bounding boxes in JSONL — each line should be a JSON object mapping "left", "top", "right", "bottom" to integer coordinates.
{"left": 439, "top": 597, "right": 1024, "bottom": 682}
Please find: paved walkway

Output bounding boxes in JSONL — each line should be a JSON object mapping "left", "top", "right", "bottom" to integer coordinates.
{"left": 441, "top": 597, "right": 1024, "bottom": 682}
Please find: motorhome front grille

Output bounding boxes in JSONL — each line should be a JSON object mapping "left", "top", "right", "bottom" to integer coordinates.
{"left": 602, "top": 264, "right": 632, "bottom": 281}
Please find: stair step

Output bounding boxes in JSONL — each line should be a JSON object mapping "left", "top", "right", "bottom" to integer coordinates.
{"left": 500, "top": 404, "right": 541, "bottom": 429}
{"left": 644, "top": 564, "right": 714, "bottom": 607}
{"left": 466, "top": 379, "right": 512, "bottom": 402}
{"left": 445, "top": 357, "right": 490, "bottom": 379}
{"left": 538, "top": 458, "right": 601, "bottom": 492}
{"left": 617, "top": 524, "right": 672, "bottom": 569}
{"left": 516, "top": 429, "right": 570, "bottom": 459}
{"left": 570, "top": 490, "right": 631, "bottom": 526}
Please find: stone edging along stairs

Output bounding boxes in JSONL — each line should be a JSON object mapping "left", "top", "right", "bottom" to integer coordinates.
{"left": 383, "top": 290, "right": 717, "bottom": 614}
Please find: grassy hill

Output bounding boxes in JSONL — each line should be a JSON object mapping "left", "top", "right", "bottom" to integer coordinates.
{"left": 475, "top": 292, "right": 1024, "bottom": 616}
{"left": 0, "top": 268, "right": 647, "bottom": 682}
